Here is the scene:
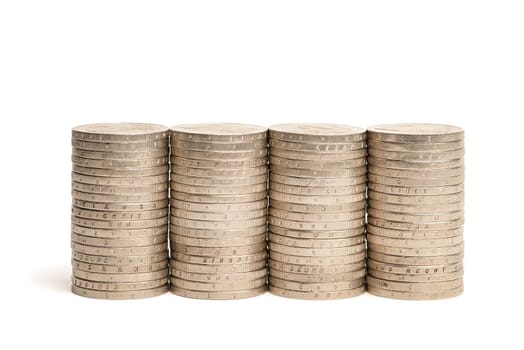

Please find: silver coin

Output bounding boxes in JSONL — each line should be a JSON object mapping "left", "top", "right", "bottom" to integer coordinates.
{"left": 269, "top": 123, "right": 366, "bottom": 143}
{"left": 171, "top": 123, "right": 267, "bottom": 143}
{"left": 367, "top": 123, "right": 464, "bottom": 143}
{"left": 72, "top": 123, "right": 169, "bottom": 142}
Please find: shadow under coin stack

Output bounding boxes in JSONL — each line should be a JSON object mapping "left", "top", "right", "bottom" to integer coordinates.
{"left": 365, "top": 123, "right": 465, "bottom": 300}
{"left": 70, "top": 123, "right": 170, "bottom": 299}
{"left": 267, "top": 124, "right": 368, "bottom": 299}
{"left": 169, "top": 123, "right": 269, "bottom": 299}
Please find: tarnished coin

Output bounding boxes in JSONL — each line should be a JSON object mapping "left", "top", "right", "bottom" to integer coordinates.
{"left": 73, "top": 123, "right": 169, "bottom": 142}
{"left": 269, "top": 123, "right": 366, "bottom": 143}
{"left": 72, "top": 284, "right": 168, "bottom": 300}
{"left": 73, "top": 268, "right": 169, "bottom": 283}
{"left": 367, "top": 285, "right": 463, "bottom": 300}
{"left": 171, "top": 123, "right": 267, "bottom": 143}
{"left": 171, "top": 285, "right": 267, "bottom": 300}
{"left": 367, "top": 124, "right": 464, "bottom": 143}
{"left": 269, "top": 285, "right": 365, "bottom": 300}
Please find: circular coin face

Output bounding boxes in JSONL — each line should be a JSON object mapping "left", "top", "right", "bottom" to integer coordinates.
{"left": 269, "top": 123, "right": 366, "bottom": 143}
{"left": 367, "top": 123, "right": 464, "bottom": 142}
{"left": 73, "top": 123, "right": 169, "bottom": 141}
{"left": 171, "top": 123, "right": 267, "bottom": 139}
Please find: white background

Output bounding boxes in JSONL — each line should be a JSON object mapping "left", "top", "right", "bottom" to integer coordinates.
{"left": 1, "top": 1, "right": 523, "bottom": 349}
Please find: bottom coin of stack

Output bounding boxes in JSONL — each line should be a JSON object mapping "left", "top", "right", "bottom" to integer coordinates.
{"left": 267, "top": 123, "right": 368, "bottom": 299}
{"left": 169, "top": 123, "right": 269, "bottom": 299}
{"left": 365, "top": 123, "right": 465, "bottom": 300}
{"left": 70, "top": 123, "right": 170, "bottom": 299}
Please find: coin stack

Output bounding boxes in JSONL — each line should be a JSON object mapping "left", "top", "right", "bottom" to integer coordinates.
{"left": 71, "top": 123, "right": 170, "bottom": 299}
{"left": 366, "top": 123, "right": 465, "bottom": 300}
{"left": 267, "top": 124, "right": 367, "bottom": 299}
{"left": 169, "top": 123, "right": 269, "bottom": 300}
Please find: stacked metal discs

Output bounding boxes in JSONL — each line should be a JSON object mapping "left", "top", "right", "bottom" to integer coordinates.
{"left": 71, "top": 123, "right": 170, "bottom": 299}
{"left": 267, "top": 124, "right": 367, "bottom": 299}
{"left": 169, "top": 123, "right": 269, "bottom": 300}
{"left": 366, "top": 123, "right": 465, "bottom": 300}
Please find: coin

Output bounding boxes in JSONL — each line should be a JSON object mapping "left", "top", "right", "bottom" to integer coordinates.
{"left": 368, "top": 218, "right": 465, "bottom": 232}
{"left": 172, "top": 251, "right": 267, "bottom": 264}
{"left": 172, "top": 276, "right": 266, "bottom": 291}
{"left": 172, "top": 182, "right": 267, "bottom": 195}
{"left": 171, "top": 285, "right": 267, "bottom": 300}
{"left": 269, "top": 138, "right": 366, "bottom": 152}
{"left": 367, "top": 242, "right": 465, "bottom": 257}
{"left": 270, "top": 173, "right": 367, "bottom": 187}
{"left": 72, "top": 242, "right": 167, "bottom": 256}
{"left": 171, "top": 156, "right": 268, "bottom": 169}
{"left": 171, "top": 123, "right": 267, "bottom": 143}
{"left": 172, "top": 191, "right": 267, "bottom": 204}
{"left": 269, "top": 191, "right": 365, "bottom": 205}
{"left": 71, "top": 155, "right": 168, "bottom": 169}
{"left": 366, "top": 233, "right": 463, "bottom": 248}
{"left": 171, "top": 260, "right": 267, "bottom": 274}
{"left": 72, "top": 148, "right": 168, "bottom": 160}
{"left": 72, "top": 173, "right": 169, "bottom": 186}
{"left": 366, "top": 259, "right": 463, "bottom": 275}
{"left": 72, "top": 224, "right": 168, "bottom": 238}
{"left": 269, "top": 224, "right": 365, "bottom": 239}
{"left": 269, "top": 164, "right": 367, "bottom": 178}
{"left": 268, "top": 260, "right": 365, "bottom": 274}
{"left": 270, "top": 156, "right": 367, "bottom": 170}
{"left": 367, "top": 156, "right": 464, "bottom": 169}
{"left": 269, "top": 276, "right": 364, "bottom": 292}
{"left": 367, "top": 173, "right": 464, "bottom": 187}
{"left": 269, "top": 233, "right": 365, "bottom": 248}
{"left": 73, "top": 268, "right": 169, "bottom": 283}
{"left": 269, "top": 251, "right": 365, "bottom": 265}
{"left": 368, "top": 182, "right": 464, "bottom": 196}
{"left": 367, "top": 250, "right": 464, "bottom": 265}
{"left": 367, "top": 199, "right": 464, "bottom": 213}
{"left": 71, "top": 216, "right": 168, "bottom": 229}
{"left": 366, "top": 138, "right": 464, "bottom": 152}
{"left": 269, "top": 123, "right": 366, "bottom": 143}
{"left": 72, "top": 139, "right": 168, "bottom": 152}
{"left": 269, "top": 242, "right": 365, "bottom": 257}
{"left": 171, "top": 233, "right": 266, "bottom": 247}
{"left": 172, "top": 242, "right": 267, "bottom": 256}
{"left": 72, "top": 190, "right": 167, "bottom": 203}
{"left": 269, "top": 182, "right": 366, "bottom": 196}
{"left": 268, "top": 216, "right": 365, "bottom": 231}
{"left": 269, "top": 208, "right": 365, "bottom": 222}
{"left": 170, "top": 224, "right": 267, "bottom": 239}
{"left": 172, "top": 165, "right": 267, "bottom": 177}
{"left": 171, "top": 173, "right": 267, "bottom": 187}
{"left": 72, "top": 251, "right": 168, "bottom": 265}
{"left": 269, "top": 268, "right": 366, "bottom": 283}
{"left": 269, "top": 147, "right": 367, "bottom": 161}
{"left": 72, "top": 276, "right": 169, "bottom": 291}
{"left": 72, "top": 259, "right": 168, "bottom": 274}
{"left": 367, "top": 124, "right": 464, "bottom": 143}
{"left": 368, "top": 269, "right": 463, "bottom": 283}
{"left": 172, "top": 208, "right": 266, "bottom": 221}
{"left": 72, "top": 284, "right": 168, "bottom": 299}
{"left": 71, "top": 233, "right": 167, "bottom": 247}
{"left": 172, "top": 217, "right": 267, "bottom": 230}
{"left": 269, "top": 200, "right": 366, "bottom": 214}
{"left": 368, "top": 148, "right": 464, "bottom": 162}
{"left": 172, "top": 148, "right": 267, "bottom": 160}
{"left": 366, "top": 276, "right": 463, "bottom": 292}
{"left": 367, "top": 190, "right": 464, "bottom": 205}
{"left": 72, "top": 207, "right": 169, "bottom": 221}
{"left": 367, "top": 165, "right": 465, "bottom": 178}
{"left": 172, "top": 268, "right": 267, "bottom": 282}
{"left": 73, "top": 164, "right": 169, "bottom": 177}
{"left": 73, "top": 123, "right": 169, "bottom": 142}
{"left": 366, "top": 285, "right": 463, "bottom": 300}
{"left": 72, "top": 181, "right": 169, "bottom": 194}
{"left": 170, "top": 198, "right": 268, "bottom": 212}
{"left": 367, "top": 208, "right": 464, "bottom": 223}
{"left": 172, "top": 139, "right": 267, "bottom": 151}
{"left": 269, "top": 285, "right": 365, "bottom": 300}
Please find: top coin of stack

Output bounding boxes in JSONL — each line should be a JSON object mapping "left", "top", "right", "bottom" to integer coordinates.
{"left": 169, "top": 123, "right": 269, "bottom": 300}
{"left": 71, "top": 123, "right": 170, "bottom": 300}
{"left": 365, "top": 123, "right": 465, "bottom": 300}
{"left": 267, "top": 123, "right": 367, "bottom": 300}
